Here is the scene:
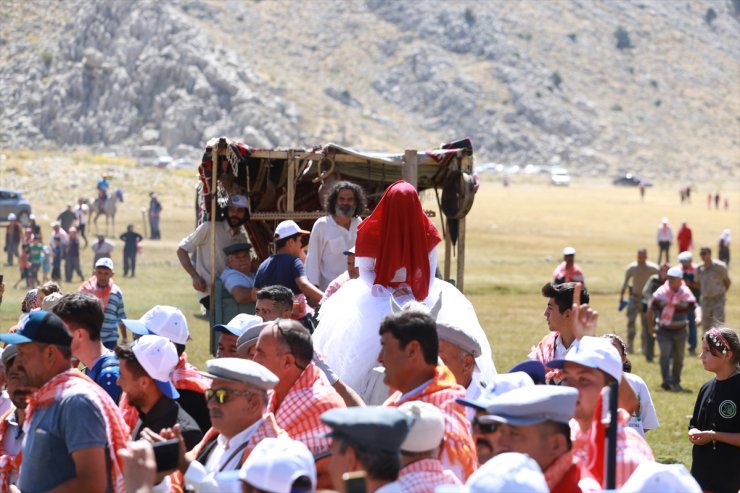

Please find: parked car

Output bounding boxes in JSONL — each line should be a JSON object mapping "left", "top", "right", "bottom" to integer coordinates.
{"left": 135, "top": 146, "right": 173, "bottom": 168}
{"left": 550, "top": 167, "right": 571, "bottom": 186}
{"left": 613, "top": 173, "right": 653, "bottom": 187}
{"left": 0, "top": 188, "right": 32, "bottom": 225}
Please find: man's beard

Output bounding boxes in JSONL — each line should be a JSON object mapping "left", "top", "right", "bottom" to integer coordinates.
{"left": 227, "top": 215, "right": 245, "bottom": 227}
{"left": 335, "top": 204, "right": 354, "bottom": 218}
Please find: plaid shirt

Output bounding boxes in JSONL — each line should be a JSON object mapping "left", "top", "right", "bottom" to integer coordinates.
{"left": 397, "top": 459, "right": 462, "bottom": 493}
{"left": 571, "top": 409, "right": 655, "bottom": 488}
{"left": 385, "top": 366, "right": 478, "bottom": 482}
{"left": 269, "top": 362, "right": 345, "bottom": 455}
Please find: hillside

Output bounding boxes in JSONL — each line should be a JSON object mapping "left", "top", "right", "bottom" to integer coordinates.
{"left": 1, "top": 0, "right": 738, "bottom": 180}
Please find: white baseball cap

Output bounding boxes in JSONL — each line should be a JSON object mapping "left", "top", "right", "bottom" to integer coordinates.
{"left": 212, "top": 313, "right": 263, "bottom": 337}
{"left": 399, "top": 400, "right": 445, "bottom": 453}
{"left": 620, "top": 461, "right": 701, "bottom": 493}
{"left": 238, "top": 437, "right": 316, "bottom": 493}
{"left": 547, "top": 336, "right": 623, "bottom": 382}
{"left": 466, "top": 452, "right": 548, "bottom": 493}
{"left": 666, "top": 266, "right": 684, "bottom": 278}
{"left": 132, "top": 335, "right": 180, "bottom": 399}
{"left": 274, "top": 220, "right": 309, "bottom": 240}
{"left": 95, "top": 257, "right": 114, "bottom": 271}
{"left": 121, "top": 305, "right": 190, "bottom": 345}
{"left": 457, "top": 371, "right": 534, "bottom": 410}
{"left": 562, "top": 246, "right": 576, "bottom": 255}
{"left": 677, "top": 251, "right": 693, "bottom": 263}
{"left": 7, "top": 213, "right": 16, "bottom": 221}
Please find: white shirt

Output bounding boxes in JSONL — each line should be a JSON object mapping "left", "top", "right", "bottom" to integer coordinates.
{"left": 220, "top": 268, "right": 255, "bottom": 293}
{"left": 464, "top": 371, "right": 486, "bottom": 421}
{"left": 375, "top": 481, "right": 404, "bottom": 493}
{"left": 0, "top": 390, "right": 13, "bottom": 418}
{"left": 203, "top": 418, "right": 262, "bottom": 473}
{"left": 624, "top": 372, "right": 659, "bottom": 437}
{"left": 179, "top": 221, "right": 248, "bottom": 299}
{"left": 305, "top": 215, "right": 360, "bottom": 290}
{"left": 76, "top": 203, "right": 89, "bottom": 225}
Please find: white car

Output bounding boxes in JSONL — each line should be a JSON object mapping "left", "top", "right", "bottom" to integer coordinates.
{"left": 550, "top": 167, "right": 571, "bottom": 186}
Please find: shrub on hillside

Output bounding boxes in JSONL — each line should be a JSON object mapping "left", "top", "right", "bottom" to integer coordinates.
{"left": 614, "top": 26, "right": 633, "bottom": 50}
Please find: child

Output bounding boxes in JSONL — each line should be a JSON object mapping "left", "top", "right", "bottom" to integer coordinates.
{"left": 603, "top": 333, "right": 659, "bottom": 438}
{"left": 688, "top": 327, "right": 740, "bottom": 493}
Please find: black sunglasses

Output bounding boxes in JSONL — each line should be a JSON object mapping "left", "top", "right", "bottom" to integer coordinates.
{"left": 205, "top": 388, "right": 252, "bottom": 405}
{"left": 472, "top": 417, "right": 499, "bottom": 434}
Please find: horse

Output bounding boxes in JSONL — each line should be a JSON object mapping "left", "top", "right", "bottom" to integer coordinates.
{"left": 93, "top": 188, "right": 124, "bottom": 236}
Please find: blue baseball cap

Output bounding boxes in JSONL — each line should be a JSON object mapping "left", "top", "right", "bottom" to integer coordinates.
{"left": 0, "top": 310, "right": 72, "bottom": 346}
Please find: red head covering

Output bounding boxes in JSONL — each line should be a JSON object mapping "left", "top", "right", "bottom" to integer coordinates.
{"left": 355, "top": 180, "right": 442, "bottom": 300}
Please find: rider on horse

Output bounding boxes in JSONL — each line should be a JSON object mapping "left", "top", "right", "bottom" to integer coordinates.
{"left": 97, "top": 175, "right": 110, "bottom": 213}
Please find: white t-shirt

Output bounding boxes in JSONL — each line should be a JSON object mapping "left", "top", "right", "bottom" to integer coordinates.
{"left": 76, "top": 203, "right": 89, "bottom": 225}
{"left": 624, "top": 372, "right": 659, "bottom": 437}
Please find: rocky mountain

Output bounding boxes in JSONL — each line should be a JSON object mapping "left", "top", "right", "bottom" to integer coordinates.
{"left": 1, "top": 0, "right": 738, "bottom": 179}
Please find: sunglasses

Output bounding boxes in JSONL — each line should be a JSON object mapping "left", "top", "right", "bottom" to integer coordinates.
{"left": 472, "top": 417, "right": 499, "bottom": 434}
{"left": 205, "top": 388, "right": 252, "bottom": 405}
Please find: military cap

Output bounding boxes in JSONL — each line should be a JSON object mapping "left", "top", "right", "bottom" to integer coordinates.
{"left": 321, "top": 406, "right": 414, "bottom": 453}
{"left": 436, "top": 321, "right": 481, "bottom": 357}
{"left": 478, "top": 385, "right": 579, "bottom": 426}
{"left": 199, "top": 358, "right": 278, "bottom": 390}
{"left": 236, "top": 321, "right": 272, "bottom": 356}
{"left": 223, "top": 242, "right": 252, "bottom": 256}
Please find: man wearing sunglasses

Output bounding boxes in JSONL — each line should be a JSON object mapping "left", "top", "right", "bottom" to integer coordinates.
{"left": 478, "top": 385, "right": 600, "bottom": 493}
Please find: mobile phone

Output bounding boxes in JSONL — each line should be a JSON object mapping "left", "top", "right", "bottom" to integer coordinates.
{"left": 152, "top": 439, "right": 180, "bottom": 473}
{"left": 343, "top": 471, "right": 367, "bottom": 493}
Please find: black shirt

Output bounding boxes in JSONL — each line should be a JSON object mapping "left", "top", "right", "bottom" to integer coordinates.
{"left": 132, "top": 396, "right": 203, "bottom": 451}
{"left": 690, "top": 372, "right": 740, "bottom": 493}
{"left": 177, "top": 388, "right": 212, "bottom": 435}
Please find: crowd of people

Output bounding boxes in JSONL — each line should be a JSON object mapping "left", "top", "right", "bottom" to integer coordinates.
{"left": 0, "top": 179, "right": 736, "bottom": 493}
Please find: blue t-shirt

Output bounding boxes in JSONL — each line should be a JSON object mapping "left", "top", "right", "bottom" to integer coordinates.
{"left": 19, "top": 392, "right": 112, "bottom": 493}
{"left": 85, "top": 352, "right": 122, "bottom": 403}
{"left": 254, "top": 254, "right": 305, "bottom": 295}
{"left": 220, "top": 268, "right": 256, "bottom": 293}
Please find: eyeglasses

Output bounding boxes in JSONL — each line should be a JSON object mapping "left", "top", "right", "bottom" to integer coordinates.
{"left": 205, "top": 388, "right": 252, "bottom": 405}
{"left": 472, "top": 417, "right": 499, "bottom": 434}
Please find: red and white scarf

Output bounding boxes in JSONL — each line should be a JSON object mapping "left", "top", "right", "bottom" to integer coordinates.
{"left": 0, "top": 407, "right": 21, "bottom": 492}
{"left": 24, "top": 369, "right": 130, "bottom": 493}
{"left": 79, "top": 276, "right": 113, "bottom": 309}
{"left": 652, "top": 281, "right": 695, "bottom": 326}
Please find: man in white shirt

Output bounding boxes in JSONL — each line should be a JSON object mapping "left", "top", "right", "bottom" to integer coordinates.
{"left": 75, "top": 198, "right": 90, "bottom": 247}
{"left": 305, "top": 182, "right": 365, "bottom": 291}
{"left": 177, "top": 195, "right": 249, "bottom": 312}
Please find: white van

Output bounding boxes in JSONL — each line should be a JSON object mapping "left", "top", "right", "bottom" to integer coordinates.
{"left": 550, "top": 167, "right": 571, "bottom": 186}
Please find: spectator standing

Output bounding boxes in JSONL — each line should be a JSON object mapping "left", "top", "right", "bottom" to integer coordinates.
{"left": 148, "top": 192, "right": 162, "bottom": 240}
{"left": 0, "top": 310, "right": 130, "bottom": 493}
{"left": 679, "top": 251, "right": 701, "bottom": 356}
{"left": 79, "top": 258, "right": 127, "bottom": 350}
{"left": 697, "top": 247, "right": 732, "bottom": 332}
{"left": 26, "top": 215, "right": 40, "bottom": 240}
{"left": 718, "top": 229, "right": 731, "bottom": 267}
{"left": 552, "top": 246, "right": 585, "bottom": 285}
{"left": 688, "top": 327, "right": 740, "bottom": 493}
{"left": 714, "top": 192, "right": 720, "bottom": 209}
{"left": 91, "top": 234, "right": 115, "bottom": 270}
{"left": 4, "top": 213, "right": 23, "bottom": 267}
{"left": 56, "top": 204, "right": 76, "bottom": 232}
{"left": 50, "top": 237, "right": 62, "bottom": 283}
{"left": 75, "top": 198, "right": 90, "bottom": 247}
{"left": 648, "top": 266, "right": 696, "bottom": 391}
{"left": 27, "top": 236, "right": 44, "bottom": 288}
{"left": 656, "top": 217, "right": 674, "bottom": 265}
{"left": 677, "top": 221, "right": 693, "bottom": 253}
{"left": 305, "top": 181, "right": 364, "bottom": 291}
{"left": 619, "top": 249, "right": 659, "bottom": 354}
{"left": 641, "top": 263, "right": 670, "bottom": 362}
{"left": 0, "top": 345, "right": 30, "bottom": 489}
{"left": 119, "top": 224, "right": 143, "bottom": 277}
{"left": 64, "top": 227, "right": 85, "bottom": 283}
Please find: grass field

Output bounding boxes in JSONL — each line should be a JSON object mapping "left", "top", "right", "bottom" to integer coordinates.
{"left": 0, "top": 154, "right": 738, "bottom": 467}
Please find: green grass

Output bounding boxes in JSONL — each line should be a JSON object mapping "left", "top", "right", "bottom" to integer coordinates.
{"left": 0, "top": 154, "right": 738, "bottom": 468}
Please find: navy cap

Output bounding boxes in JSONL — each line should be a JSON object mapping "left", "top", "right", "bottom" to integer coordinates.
{"left": 508, "top": 360, "right": 547, "bottom": 385}
{"left": 223, "top": 242, "right": 252, "bottom": 255}
{"left": 0, "top": 310, "right": 72, "bottom": 346}
{"left": 321, "top": 406, "right": 414, "bottom": 453}
{"left": 479, "top": 386, "right": 579, "bottom": 426}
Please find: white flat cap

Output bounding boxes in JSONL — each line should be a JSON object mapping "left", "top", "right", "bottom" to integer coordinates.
{"left": 437, "top": 321, "right": 482, "bottom": 358}
{"left": 399, "top": 401, "right": 445, "bottom": 453}
{"left": 199, "top": 358, "right": 278, "bottom": 390}
{"left": 236, "top": 321, "right": 272, "bottom": 356}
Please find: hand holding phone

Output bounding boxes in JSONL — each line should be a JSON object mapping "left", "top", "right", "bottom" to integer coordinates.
{"left": 152, "top": 439, "right": 180, "bottom": 473}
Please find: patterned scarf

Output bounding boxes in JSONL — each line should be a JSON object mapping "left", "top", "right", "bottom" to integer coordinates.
{"left": 172, "top": 353, "right": 211, "bottom": 394}
{"left": 544, "top": 449, "right": 577, "bottom": 491}
{"left": 80, "top": 276, "right": 113, "bottom": 310}
{"left": 529, "top": 331, "right": 563, "bottom": 384}
{"left": 0, "top": 407, "right": 22, "bottom": 492}
{"left": 652, "top": 281, "right": 695, "bottom": 326}
{"left": 24, "top": 369, "right": 130, "bottom": 493}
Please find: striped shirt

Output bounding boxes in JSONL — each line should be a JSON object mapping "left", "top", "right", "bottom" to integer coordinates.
{"left": 397, "top": 458, "right": 462, "bottom": 492}
{"left": 269, "top": 362, "right": 345, "bottom": 456}
{"left": 101, "top": 286, "right": 126, "bottom": 345}
{"left": 385, "top": 366, "right": 478, "bottom": 482}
